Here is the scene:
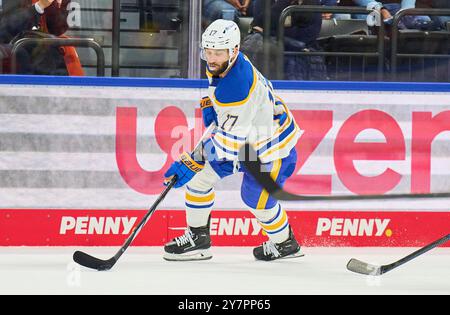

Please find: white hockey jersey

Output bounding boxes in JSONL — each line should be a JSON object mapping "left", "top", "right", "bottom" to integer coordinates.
{"left": 206, "top": 52, "right": 301, "bottom": 164}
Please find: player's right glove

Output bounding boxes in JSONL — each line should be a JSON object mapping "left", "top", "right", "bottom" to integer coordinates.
{"left": 200, "top": 96, "right": 217, "bottom": 128}
{"left": 164, "top": 152, "right": 205, "bottom": 188}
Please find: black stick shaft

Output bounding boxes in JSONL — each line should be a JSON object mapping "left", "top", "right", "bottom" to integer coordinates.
{"left": 382, "top": 233, "right": 450, "bottom": 273}
{"left": 240, "top": 144, "right": 450, "bottom": 201}
{"left": 347, "top": 233, "right": 450, "bottom": 275}
{"left": 111, "top": 178, "right": 176, "bottom": 262}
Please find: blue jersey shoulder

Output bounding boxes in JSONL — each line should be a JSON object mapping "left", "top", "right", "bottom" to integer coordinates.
{"left": 214, "top": 53, "right": 255, "bottom": 106}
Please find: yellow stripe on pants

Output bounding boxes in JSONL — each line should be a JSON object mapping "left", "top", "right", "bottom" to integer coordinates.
{"left": 256, "top": 159, "right": 281, "bottom": 209}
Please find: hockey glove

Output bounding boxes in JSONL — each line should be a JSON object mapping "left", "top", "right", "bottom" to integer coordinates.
{"left": 200, "top": 96, "right": 218, "bottom": 128}
{"left": 164, "top": 152, "right": 205, "bottom": 188}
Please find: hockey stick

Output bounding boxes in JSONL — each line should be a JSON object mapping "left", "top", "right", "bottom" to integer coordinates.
{"left": 239, "top": 143, "right": 450, "bottom": 201}
{"left": 73, "top": 125, "right": 214, "bottom": 271}
{"left": 73, "top": 178, "right": 176, "bottom": 271}
{"left": 346, "top": 233, "right": 450, "bottom": 275}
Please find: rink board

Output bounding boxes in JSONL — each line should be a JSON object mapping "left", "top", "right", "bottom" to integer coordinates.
{"left": 1, "top": 209, "right": 450, "bottom": 247}
{"left": 0, "top": 76, "right": 449, "bottom": 247}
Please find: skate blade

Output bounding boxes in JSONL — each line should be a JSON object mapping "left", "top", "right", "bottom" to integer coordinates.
{"left": 280, "top": 251, "right": 305, "bottom": 260}
{"left": 163, "top": 249, "right": 212, "bottom": 262}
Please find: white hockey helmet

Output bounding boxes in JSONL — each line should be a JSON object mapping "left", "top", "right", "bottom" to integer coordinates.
{"left": 201, "top": 19, "right": 241, "bottom": 60}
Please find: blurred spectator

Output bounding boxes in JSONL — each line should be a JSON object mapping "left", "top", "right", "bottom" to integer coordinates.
{"left": 320, "top": 0, "right": 450, "bottom": 29}
{"left": 203, "top": 0, "right": 253, "bottom": 25}
{"left": 427, "top": 0, "right": 450, "bottom": 30}
{"left": 320, "top": 0, "right": 352, "bottom": 20}
{"left": 0, "top": 0, "right": 68, "bottom": 43}
{"left": 241, "top": 0, "right": 327, "bottom": 80}
{"left": 321, "top": 0, "right": 339, "bottom": 4}
{"left": 0, "top": 0, "right": 82, "bottom": 75}
{"left": 251, "top": 0, "right": 322, "bottom": 45}
{"left": 321, "top": 0, "right": 339, "bottom": 20}
{"left": 349, "top": 0, "right": 442, "bottom": 30}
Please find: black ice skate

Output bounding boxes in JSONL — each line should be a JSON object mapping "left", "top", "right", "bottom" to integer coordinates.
{"left": 163, "top": 224, "right": 212, "bottom": 261}
{"left": 253, "top": 227, "right": 304, "bottom": 261}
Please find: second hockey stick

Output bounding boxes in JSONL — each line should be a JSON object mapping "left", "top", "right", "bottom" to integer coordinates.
{"left": 73, "top": 125, "right": 214, "bottom": 271}
{"left": 346, "top": 233, "right": 450, "bottom": 275}
{"left": 239, "top": 143, "right": 450, "bottom": 201}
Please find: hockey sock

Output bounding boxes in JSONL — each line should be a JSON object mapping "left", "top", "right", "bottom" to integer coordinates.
{"left": 251, "top": 203, "right": 290, "bottom": 243}
{"left": 185, "top": 185, "right": 215, "bottom": 228}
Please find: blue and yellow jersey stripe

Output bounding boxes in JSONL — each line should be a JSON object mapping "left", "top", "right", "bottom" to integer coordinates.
{"left": 254, "top": 103, "right": 300, "bottom": 161}
{"left": 211, "top": 129, "right": 247, "bottom": 158}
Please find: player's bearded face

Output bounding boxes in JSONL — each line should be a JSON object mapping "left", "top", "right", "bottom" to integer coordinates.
{"left": 205, "top": 49, "right": 230, "bottom": 76}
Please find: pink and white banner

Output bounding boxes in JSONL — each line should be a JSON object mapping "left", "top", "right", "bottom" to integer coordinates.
{"left": 0, "top": 82, "right": 449, "bottom": 246}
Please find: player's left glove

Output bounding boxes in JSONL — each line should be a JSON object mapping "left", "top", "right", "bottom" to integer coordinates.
{"left": 164, "top": 152, "right": 205, "bottom": 188}
{"left": 200, "top": 96, "right": 218, "bottom": 128}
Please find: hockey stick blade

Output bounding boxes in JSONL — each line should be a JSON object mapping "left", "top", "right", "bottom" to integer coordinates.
{"left": 239, "top": 143, "right": 450, "bottom": 201}
{"left": 73, "top": 251, "right": 116, "bottom": 271}
{"left": 346, "top": 259, "right": 384, "bottom": 276}
{"left": 347, "top": 233, "right": 450, "bottom": 275}
{"left": 72, "top": 177, "right": 176, "bottom": 271}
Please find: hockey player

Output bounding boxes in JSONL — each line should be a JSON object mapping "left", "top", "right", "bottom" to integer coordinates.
{"left": 163, "top": 19, "right": 303, "bottom": 262}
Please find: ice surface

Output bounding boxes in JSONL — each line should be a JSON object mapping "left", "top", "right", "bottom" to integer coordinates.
{"left": 0, "top": 247, "right": 449, "bottom": 295}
